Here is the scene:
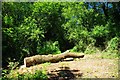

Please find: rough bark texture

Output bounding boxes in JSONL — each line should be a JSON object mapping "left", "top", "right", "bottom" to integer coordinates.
{"left": 24, "top": 52, "right": 84, "bottom": 67}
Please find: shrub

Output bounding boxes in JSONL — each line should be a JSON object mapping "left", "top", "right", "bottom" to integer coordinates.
{"left": 1, "top": 70, "right": 48, "bottom": 80}
{"left": 70, "top": 46, "right": 78, "bottom": 52}
{"left": 105, "top": 37, "right": 119, "bottom": 54}
{"left": 37, "top": 41, "right": 61, "bottom": 55}
{"left": 100, "top": 37, "right": 120, "bottom": 59}
{"left": 92, "top": 25, "right": 109, "bottom": 37}
{"left": 84, "top": 43, "right": 100, "bottom": 54}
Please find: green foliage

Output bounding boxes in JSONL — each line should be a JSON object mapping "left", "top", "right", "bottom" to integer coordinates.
{"left": 2, "top": 69, "right": 8, "bottom": 79}
{"left": 62, "top": 3, "right": 99, "bottom": 52}
{"left": 37, "top": 41, "right": 61, "bottom": 54}
{"left": 100, "top": 37, "right": 120, "bottom": 59}
{"left": 18, "top": 17, "right": 44, "bottom": 41}
{"left": 1, "top": 62, "right": 49, "bottom": 80}
{"left": 70, "top": 46, "right": 78, "bottom": 52}
{"left": 4, "top": 15, "right": 13, "bottom": 25}
{"left": 107, "top": 37, "right": 119, "bottom": 51}
{"left": 84, "top": 43, "right": 100, "bottom": 54}
{"left": 92, "top": 25, "right": 109, "bottom": 37}
{"left": 1, "top": 70, "right": 48, "bottom": 80}
{"left": 105, "top": 37, "right": 119, "bottom": 54}
{"left": 2, "top": 2, "right": 64, "bottom": 67}
{"left": 2, "top": 2, "right": 120, "bottom": 69}
{"left": 7, "top": 61, "right": 19, "bottom": 71}
{"left": 42, "top": 62, "right": 51, "bottom": 67}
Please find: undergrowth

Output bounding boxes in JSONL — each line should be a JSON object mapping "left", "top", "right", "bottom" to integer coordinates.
{"left": 1, "top": 62, "right": 49, "bottom": 80}
{"left": 1, "top": 69, "right": 48, "bottom": 80}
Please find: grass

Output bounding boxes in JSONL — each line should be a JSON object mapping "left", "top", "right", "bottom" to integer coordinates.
{"left": 1, "top": 69, "right": 48, "bottom": 80}
{"left": 1, "top": 62, "right": 51, "bottom": 80}
{"left": 101, "top": 52, "right": 119, "bottom": 59}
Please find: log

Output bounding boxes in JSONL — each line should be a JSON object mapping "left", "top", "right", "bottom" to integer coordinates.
{"left": 24, "top": 52, "right": 84, "bottom": 67}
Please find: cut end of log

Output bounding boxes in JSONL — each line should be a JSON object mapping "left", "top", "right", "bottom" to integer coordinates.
{"left": 20, "top": 65, "right": 26, "bottom": 69}
{"left": 24, "top": 58, "right": 27, "bottom": 67}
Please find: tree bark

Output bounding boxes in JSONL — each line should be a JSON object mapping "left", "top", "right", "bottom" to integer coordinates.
{"left": 24, "top": 52, "right": 84, "bottom": 67}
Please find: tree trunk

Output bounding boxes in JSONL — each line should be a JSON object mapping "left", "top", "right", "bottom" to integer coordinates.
{"left": 24, "top": 52, "right": 84, "bottom": 67}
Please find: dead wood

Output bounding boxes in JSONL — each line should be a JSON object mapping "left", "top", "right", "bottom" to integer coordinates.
{"left": 24, "top": 52, "right": 84, "bottom": 67}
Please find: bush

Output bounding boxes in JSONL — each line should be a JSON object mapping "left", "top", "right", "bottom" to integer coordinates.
{"left": 92, "top": 25, "right": 109, "bottom": 37}
{"left": 100, "top": 37, "right": 120, "bottom": 59}
{"left": 84, "top": 43, "right": 100, "bottom": 54}
{"left": 1, "top": 70, "right": 48, "bottom": 80}
{"left": 37, "top": 41, "right": 61, "bottom": 55}
{"left": 70, "top": 46, "right": 78, "bottom": 52}
{"left": 105, "top": 37, "right": 119, "bottom": 54}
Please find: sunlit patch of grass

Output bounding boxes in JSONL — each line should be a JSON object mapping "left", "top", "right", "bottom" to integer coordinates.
{"left": 42, "top": 62, "right": 51, "bottom": 67}
{"left": 101, "top": 52, "right": 119, "bottom": 59}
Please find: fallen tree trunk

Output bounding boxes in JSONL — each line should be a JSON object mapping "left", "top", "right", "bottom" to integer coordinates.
{"left": 24, "top": 52, "right": 84, "bottom": 67}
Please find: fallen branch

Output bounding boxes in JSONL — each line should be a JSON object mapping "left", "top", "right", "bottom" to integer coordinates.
{"left": 24, "top": 52, "right": 84, "bottom": 67}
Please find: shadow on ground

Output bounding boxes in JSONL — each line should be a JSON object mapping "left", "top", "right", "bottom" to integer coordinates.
{"left": 48, "top": 66, "right": 83, "bottom": 80}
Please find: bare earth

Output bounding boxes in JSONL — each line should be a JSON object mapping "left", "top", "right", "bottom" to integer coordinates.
{"left": 17, "top": 53, "right": 119, "bottom": 80}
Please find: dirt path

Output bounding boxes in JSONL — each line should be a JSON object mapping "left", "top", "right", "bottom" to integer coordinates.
{"left": 17, "top": 53, "right": 119, "bottom": 79}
